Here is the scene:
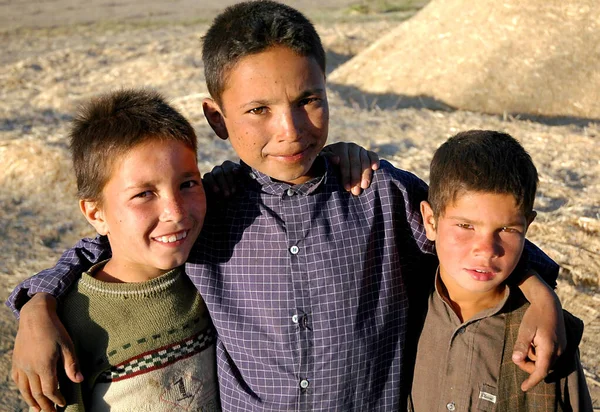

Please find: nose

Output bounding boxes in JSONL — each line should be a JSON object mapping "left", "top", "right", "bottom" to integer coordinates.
{"left": 276, "top": 109, "right": 302, "bottom": 142}
{"left": 160, "top": 194, "right": 188, "bottom": 222}
{"left": 473, "top": 232, "right": 502, "bottom": 258}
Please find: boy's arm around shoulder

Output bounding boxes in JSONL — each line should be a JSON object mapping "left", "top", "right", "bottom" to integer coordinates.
{"left": 7, "top": 236, "right": 108, "bottom": 411}
{"left": 6, "top": 235, "right": 111, "bottom": 317}
{"left": 369, "top": 160, "right": 434, "bottom": 256}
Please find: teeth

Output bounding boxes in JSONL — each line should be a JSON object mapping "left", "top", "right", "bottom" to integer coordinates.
{"left": 155, "top": 231, "right": 187, "bottom": 243}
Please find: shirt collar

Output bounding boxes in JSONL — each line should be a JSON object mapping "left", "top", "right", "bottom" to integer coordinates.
{"left": 433, "top": 267, "right": 511, "bottom": 323}
{"left": 239, "top": 156, "right": 330, "bottom": 196}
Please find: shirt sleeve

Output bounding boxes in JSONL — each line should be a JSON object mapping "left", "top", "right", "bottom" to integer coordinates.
{"left": 5, "top": 235, "right": 112, "bottom": 318}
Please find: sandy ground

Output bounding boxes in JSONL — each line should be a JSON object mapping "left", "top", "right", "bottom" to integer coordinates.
{"left": 1, "top": 1, "right": 598, "bottom": 410}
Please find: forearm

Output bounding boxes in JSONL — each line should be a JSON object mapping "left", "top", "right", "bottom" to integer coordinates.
{"left": 521, "top": 240, "right": 559, "bottom": 288}
{"left": 5, "top": 235, "right": 111, "bottom": 318}
{"left": 517, "top": 270, "right": 560, "bottom": 307}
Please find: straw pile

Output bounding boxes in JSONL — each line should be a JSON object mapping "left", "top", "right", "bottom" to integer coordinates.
{"left": 329, "top": 0, "right": 600, "bottom": 119}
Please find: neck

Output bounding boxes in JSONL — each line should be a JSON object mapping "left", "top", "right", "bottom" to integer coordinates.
{"left": 95, "top": 259, "right": 168, "bottom": 283}
{"left": 437, "top": 276, "right": 506, "bottom": 323}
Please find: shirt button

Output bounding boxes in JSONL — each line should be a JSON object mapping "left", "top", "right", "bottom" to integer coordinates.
{"left": 299, "top": 379, "right": 309, "bottom": 389}
{"left": 446, "top": 402, "right": 456, "bottom": 411}
{"left": 249, "top": 172, "right": 257, "bottom": 180}
{"left": 287, "top": 188, "right": 295, "bottom": 196}
{"left": 290, "top": 245, "right": 299, "bottom": 255}
{"left": 292, "top": 314, "right": 299, "bottom": 324}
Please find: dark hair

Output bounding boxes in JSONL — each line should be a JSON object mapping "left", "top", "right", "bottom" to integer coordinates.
{"left": 202, "top": 0, "right": 326, "bottom": 106}
{"left": 70, "top": 88, "right": 197, "bottom": 203}
{"left": 428, "top": 130, "right": 538, "bottom": 217}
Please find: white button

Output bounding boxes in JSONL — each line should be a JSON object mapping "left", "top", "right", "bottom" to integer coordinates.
{"left": 290, "top": 245, "right": 299, "bottom": 255}
{"left": 287, "top": 188, "right": 295, "bottom": 196}
{"left": 446, "top": 402, "right": 456, "bottom": 411}
{"left": 249, "top": 172, "right": 257, "bottom": 180}
{"left": 292, "top": 314, "right": 299, "bottom": 324}
{"left": 299, "top": 379, "right": 309, "bottom": 389}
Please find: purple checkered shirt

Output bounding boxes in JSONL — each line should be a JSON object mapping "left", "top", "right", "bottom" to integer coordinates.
{"left": 7, "top": 159, "right": 557, "bottom": 411}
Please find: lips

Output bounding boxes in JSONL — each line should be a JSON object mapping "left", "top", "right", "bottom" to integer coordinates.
{"left": 270, "top": 146, "right": 311, "bottom": 160}
{"left": 152, "top": 230, "right": 188, "bottom": 244}
{"left": 466, "top": 267, "right": 497, "bottom": 281}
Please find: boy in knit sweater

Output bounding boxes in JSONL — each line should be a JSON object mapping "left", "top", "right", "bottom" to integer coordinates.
{"left": 409, "top": 130, "right": 592, "bottom": 411}
{"left": 52, "top": 89, "right": 220, "bottom": 411}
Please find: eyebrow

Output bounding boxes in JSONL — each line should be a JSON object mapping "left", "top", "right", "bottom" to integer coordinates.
{"left": 446, "top": 215, "right": 526, "bottom": 227}
{"left": 123, "top": 171, "right": 201, "bottom": 191}
{"left": 238, "top": 88, "right": 326, "bottom": 111}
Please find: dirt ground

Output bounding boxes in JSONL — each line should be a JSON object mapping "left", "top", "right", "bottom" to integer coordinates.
{"left": 1, "top": 1, "right": 598, "bottom": 410}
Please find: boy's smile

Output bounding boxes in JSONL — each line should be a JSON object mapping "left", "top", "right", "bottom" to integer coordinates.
{"left": 81, "top": 139, "right": 206, "bottom": 282}
{"left": 421, "top": 192, "right": 535, "bottom": 303}
{"left": 203, "top": 46, "right": 329, "bottom": 185}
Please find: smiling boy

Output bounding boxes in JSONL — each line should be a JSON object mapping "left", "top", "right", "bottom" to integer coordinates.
{"left": 8, "top": 2, "right": 565, "bottom": 411}
{"left": 53, "top": 89, "right": 219, "bottom": 411}
{"left": 410, "top": 130, "right": 591, "bottom": 411}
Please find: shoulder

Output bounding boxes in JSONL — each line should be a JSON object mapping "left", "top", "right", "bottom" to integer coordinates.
{"left": 370, "top": 160, "right": 428, "bottom": 193}
{"left": 364, "top": 159, "right": 429, "bottom": 206}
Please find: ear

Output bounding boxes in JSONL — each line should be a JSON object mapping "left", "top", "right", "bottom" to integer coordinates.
{"left": 525, "top": 210, "right": 537, "bottom": 232}
{"left": 420, "top": 201, "right": 438, "bottom": 241}
{"left": 79, "top": 199, "right": 109, "bottom": 236}
{"left": 202, "top": 98, "right": 229, "bottom": 140}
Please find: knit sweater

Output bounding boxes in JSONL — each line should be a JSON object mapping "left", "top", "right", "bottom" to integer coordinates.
{"left": 57, "top": 262, "right": 220, "bottom": 411}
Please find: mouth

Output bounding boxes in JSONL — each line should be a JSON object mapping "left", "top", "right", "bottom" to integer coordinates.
{"left": 152, "top": 230, "right": 188, "bottom": 244}
{"left": 466, "top": 267, "right": 497, "bottom": 281}
{"left": 270, "top": 146, "right": 311, "bottom": 162}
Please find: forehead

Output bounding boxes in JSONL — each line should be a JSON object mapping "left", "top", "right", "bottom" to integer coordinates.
{"left": 220, "top": 46, "right": 326, "bottom": 105}
{"left": 445, "top": 191, "right": 524, "bottom": 218}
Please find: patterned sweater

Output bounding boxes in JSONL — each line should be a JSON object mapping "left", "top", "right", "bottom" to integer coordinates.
{"left": 58, "top": 262, "right": 220, "bottom": 411}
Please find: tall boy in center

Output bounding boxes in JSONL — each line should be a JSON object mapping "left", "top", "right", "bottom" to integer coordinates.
{"left": 9, "top": 1, "right": 564, "bottom": 410}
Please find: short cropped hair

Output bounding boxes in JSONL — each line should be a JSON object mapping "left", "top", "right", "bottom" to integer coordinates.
{"left": 202, "top": 0, "right": 326, "bottom": 106}
{"left": 428, "top": 130, "right": 538, "bottom": 217}
{"left": 70, "top": 88, "right": 197, "bottom": 203}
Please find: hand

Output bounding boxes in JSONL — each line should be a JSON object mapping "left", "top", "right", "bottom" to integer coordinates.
{"left": 11, "top": 293, "right": 83, "bottom": 411}
{"left": 513, "top": 273, "right": 566, "bottom": 391}
{"left": 202, "top": 160, "right": 241, "bottom": 197}
{"left": 321, "top": 142, "right": 380, "bottom": 195}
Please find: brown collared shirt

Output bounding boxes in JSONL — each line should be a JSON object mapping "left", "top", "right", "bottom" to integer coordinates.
{"left": 410, "top": 272, "right": 509, "bottom": 412}
{"left": 409, "top": 272, "right": 591, "bottom": 412}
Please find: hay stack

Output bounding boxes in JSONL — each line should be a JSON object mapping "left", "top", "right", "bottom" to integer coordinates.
{"left": 329, "top": 0, "right": 600, "bottom": 119}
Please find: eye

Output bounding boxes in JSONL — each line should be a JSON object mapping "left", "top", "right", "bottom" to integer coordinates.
{"left": 299, "top": 97, "right": 321, "bottom": 106}
{"left": 133, "top": 190, "right": 153, "bottom": 199}
{"left": 501, "top": 227, "right": 521, "bottom": 234}
{"left": 248, "top": 106, "right": 268, "bottom": 115}
{"left": 457, "top": 223, "right": 473, "bottom": 230}
{"left": 181, "top": 180, "right": 200, "bottom": 189}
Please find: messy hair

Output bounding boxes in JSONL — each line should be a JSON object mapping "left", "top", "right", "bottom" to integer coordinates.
{"left": 70, "top": 88, "right": 197, "bottom": 203}
{"left": 202, "top": 0, "right": 326, "bottom": 106}
{"left": 428, "top": 130, "right": 538, "bottom": 217}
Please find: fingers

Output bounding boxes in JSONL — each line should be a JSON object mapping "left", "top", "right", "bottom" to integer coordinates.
{"left": 13, "top": 369, "right": 41, "bottom": 411}
{"left": 347, "top": 143, "right": 363, "bottom": 192}
{"left": 359, "top": 148, "right": 373, "bottom": 190}
{"left": 203, "top": 161, "right": 240, "bottom": 197}
{"left": 221, "top": 160, "right": 239, "bottom": 194}
{"left": 61, "top": 339, "right": 84, "bottom": 384}
{"left": 520, "top": 345, "right": 552, "bottom": 391}
{"left": 27, "top": 372, "right": 57, "bottom": 412}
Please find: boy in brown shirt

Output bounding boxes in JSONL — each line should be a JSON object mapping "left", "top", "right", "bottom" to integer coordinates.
{"left": 409, "top": 130, "right": 592, "bottom": 411}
